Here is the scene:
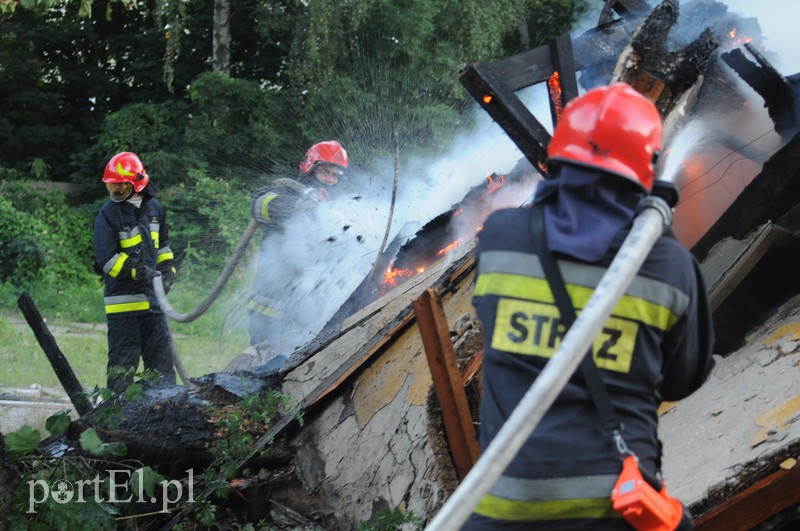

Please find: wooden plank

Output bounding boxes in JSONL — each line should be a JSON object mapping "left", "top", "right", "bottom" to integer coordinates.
{"left": 413, "top": 288, "right": 480, "bottom": 480}
{"left": 16, "top": 292, "right": 93, "bottom": 416}
{"left": 460, "top": 349, "right": 483, "bottom": 387}
{"left": 694, "top": 462, "right": 800, "bottom": 531}
{"left": 306, "top": 309, "right": 415, "bottom": 409}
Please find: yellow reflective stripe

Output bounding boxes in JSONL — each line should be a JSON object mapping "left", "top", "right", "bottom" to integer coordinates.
{"left": 151, "top": 231, "right": 159, "bottom": 249}
{"left": 474, "top": 272, "right": 678, "bottom": 331}
{"left": 107, "top": 253, "right": 128, "bottom": 278}
{"left": 120, "top": 233, "right": 142, "bottom": 248}
{"left": 157, "top": 252, "right": 174, "bottom": 264}
{"left": 247, "top": 299, "right": 282, "bottom": 318}
{"left": 259, "top": 192, "right": 279, "bottom": 222}
{"left": 105, "top": 301, "right": 150, "bottom": 314}
{"left": 474, "top": 493, "right": 619, "bottom": 521}
{"left": 478, "top": 250, "right": 689, "bottom": 319}
{"left": 490, "top": 298, "right": 638, "bottom": 372}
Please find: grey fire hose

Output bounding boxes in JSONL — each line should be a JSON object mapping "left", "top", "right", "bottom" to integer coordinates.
{"left": 154, "top": 178, "right": 310, "bottom": 321}
{"left": 151, "top": 219, "right": 258, "bottom": 386}
{"left": 153, "top": 219, "right": 258, "bottom": 323}
{"left": 425, "top": 195, "right": 673, "bottom": 530}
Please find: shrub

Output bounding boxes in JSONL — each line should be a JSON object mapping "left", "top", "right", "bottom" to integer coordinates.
{"left": 0, "top": 182, "right": 97, "bottom": 286}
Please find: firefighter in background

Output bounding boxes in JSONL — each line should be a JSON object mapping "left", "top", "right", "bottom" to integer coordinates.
{"left": 94, "top": 152, "right": 177, "bottom": 391}
{"left": 464, "top": 84, "right": 715, "bottom": 530}
{"left": 248, "top": 140, "right": 349, "bottom": 362}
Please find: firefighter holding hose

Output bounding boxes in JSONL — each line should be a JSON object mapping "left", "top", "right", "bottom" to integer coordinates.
{"left": 247, "top": 140, "right": 349, "bottom": 366}
{"left": 463, "top": 84, "right": 715, "bottom": 530}
{"left": 93, "top": 152, "right": 177, "bottom": 391}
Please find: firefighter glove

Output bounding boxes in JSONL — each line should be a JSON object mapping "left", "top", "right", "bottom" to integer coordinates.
{"left": 132, "top": 263, "right": 159, "bottom": 282}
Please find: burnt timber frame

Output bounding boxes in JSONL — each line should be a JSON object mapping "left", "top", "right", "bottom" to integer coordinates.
{"left": 458, "top": 0, "right": 648, "bottom": 172}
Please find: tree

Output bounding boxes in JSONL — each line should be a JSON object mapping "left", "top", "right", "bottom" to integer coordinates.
{"left": 212, "top": 0, "right": 231, "bottom": 74}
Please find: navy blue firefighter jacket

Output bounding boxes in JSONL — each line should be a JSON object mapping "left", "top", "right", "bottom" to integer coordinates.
{"left": 465, "top": 177, "right": 715, "bottom": 529}
{"left": 94, "top": 191, "right": 174, "bottom": 317}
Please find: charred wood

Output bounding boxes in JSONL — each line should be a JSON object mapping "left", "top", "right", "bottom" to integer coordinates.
{"left": 598, "top": 0, "right": 651, "bottom": 25}
{"left": 721, "top": 44, "right": 800, "bottom": 141}
{"left": 17, "top": 292, "right": 93, "bottom": 416}
{"left": 612, "top": 0, "right": 719, "bottom": 116}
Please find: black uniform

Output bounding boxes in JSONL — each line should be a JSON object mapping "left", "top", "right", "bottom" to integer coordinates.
{"left": 94, "top": 189, "right": 176, "bottom": 390}
{"left": 464, "top": 194, "right": 714, "bottom": 529}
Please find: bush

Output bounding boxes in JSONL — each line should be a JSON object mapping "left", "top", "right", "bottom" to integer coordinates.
{"left": 0, "top": 182, "right": 98, "bottom": 286}
{"left": 185, "top": 72, "right": 292, "bottom": 180}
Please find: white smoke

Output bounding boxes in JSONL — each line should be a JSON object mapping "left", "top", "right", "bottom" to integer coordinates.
{"left": 247, "top": 87, "right": 551, "bottom": 350}
{"left": 247, "top": 0, "right": 800, "bottom": 352}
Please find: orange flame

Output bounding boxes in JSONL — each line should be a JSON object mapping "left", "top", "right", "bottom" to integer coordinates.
{"left": 437, "top": 239, "right": 462, "bottom": 256}
{"left": 382, "top": 265, "right": 415, "bottom": 287}
{"left": 486, "top": 173, "right": 506, "bottom": 195}
{"left": 724, "top": 28, "right": 753, "bottom": 48}
{"left": 548, "top": 71, "right": 564, "bottom": 120}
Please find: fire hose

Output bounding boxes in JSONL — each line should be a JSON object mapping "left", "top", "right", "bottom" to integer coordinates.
{"left": 151, "top": 178, "right": 313, "bottom": 382}
{"left": 151, "top": 219, "right": 258, "bottom": 385}
{"left": 153, "top": 219, "right": 258, "bottom": 323}
{"left": 425, "top": 193, "right": 674, "bottom": 531}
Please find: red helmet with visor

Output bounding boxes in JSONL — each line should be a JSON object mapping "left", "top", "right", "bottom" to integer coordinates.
{"left": 103, "top": 152, "right": 150, "bottom": 193}
{"left": 547, "top": 83, "right": 663, "bottom": 191}
{"left": 299, "top": 141, "right": 349, "bottom": 175}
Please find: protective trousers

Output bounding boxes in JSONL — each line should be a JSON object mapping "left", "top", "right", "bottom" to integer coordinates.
{"left": 106, "top": 312, "right": 176, "bottom": 391}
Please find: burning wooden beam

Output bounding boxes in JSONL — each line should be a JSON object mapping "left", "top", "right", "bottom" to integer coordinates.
{"left": 611, "top": 0, "right": 719, "bottom": 119}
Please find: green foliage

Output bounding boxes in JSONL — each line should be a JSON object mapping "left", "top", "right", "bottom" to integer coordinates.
{"left": 358, "top": 507, "right": 423, "bottom": 531}
{"left": 185, "top": 71, "right": 290, "bottom": 179}
{"left": 44, "top": 409, "right": 71, "bottom": 437}
{"left": 73, "top": 100, "right": 194, "bottom": 191}
{"left": 4, "top": 425, "right": 41, "bottom": 460}
{"left": 0, "top": 182, "right": 98, "bottom": 286}
{"left": 79, "top": 428, "right": 127, "bottom": 458}
{"left": 9, "top": 459, "right": 120, "bottom": 531}
{"left": 208, "top": 390, "right": 302, "bottom": 482}
{"left": 130, "top": 465, "right": 166, "bottom": 499}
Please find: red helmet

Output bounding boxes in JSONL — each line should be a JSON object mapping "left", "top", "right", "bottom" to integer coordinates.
{"left": 547, "top": 83, "right": 662, "bottom": 191}
{"left": 299, "top": 141, "right": 349, "bottom": 175}
{"left": 103, "top": 152, "right": 150, "bottom": 193}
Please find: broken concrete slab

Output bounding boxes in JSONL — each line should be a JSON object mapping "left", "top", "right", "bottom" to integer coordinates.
{"left": 659, "top": 292, "right": 800, "bottom": 517}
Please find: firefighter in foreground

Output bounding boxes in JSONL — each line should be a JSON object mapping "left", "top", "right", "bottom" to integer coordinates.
{"left": 248, "top": 140, "right": 349, "bottom": 364}
{"left": 94, "top": 152, "right": 177, "bottom": 391}
{"left": 464, "top": 84, "right": 714, "bottom": 530}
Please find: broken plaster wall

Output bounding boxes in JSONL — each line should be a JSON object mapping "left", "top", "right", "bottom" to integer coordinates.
{"left": 659, "top": 292, "right": 800, "bottom": 512}
{"left": 284, "top": 247, "right": 477, "bottom": 529}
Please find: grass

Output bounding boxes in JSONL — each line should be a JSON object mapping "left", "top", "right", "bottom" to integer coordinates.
{"left": 0, "top": 271, "right": 253, "bottom": 391}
